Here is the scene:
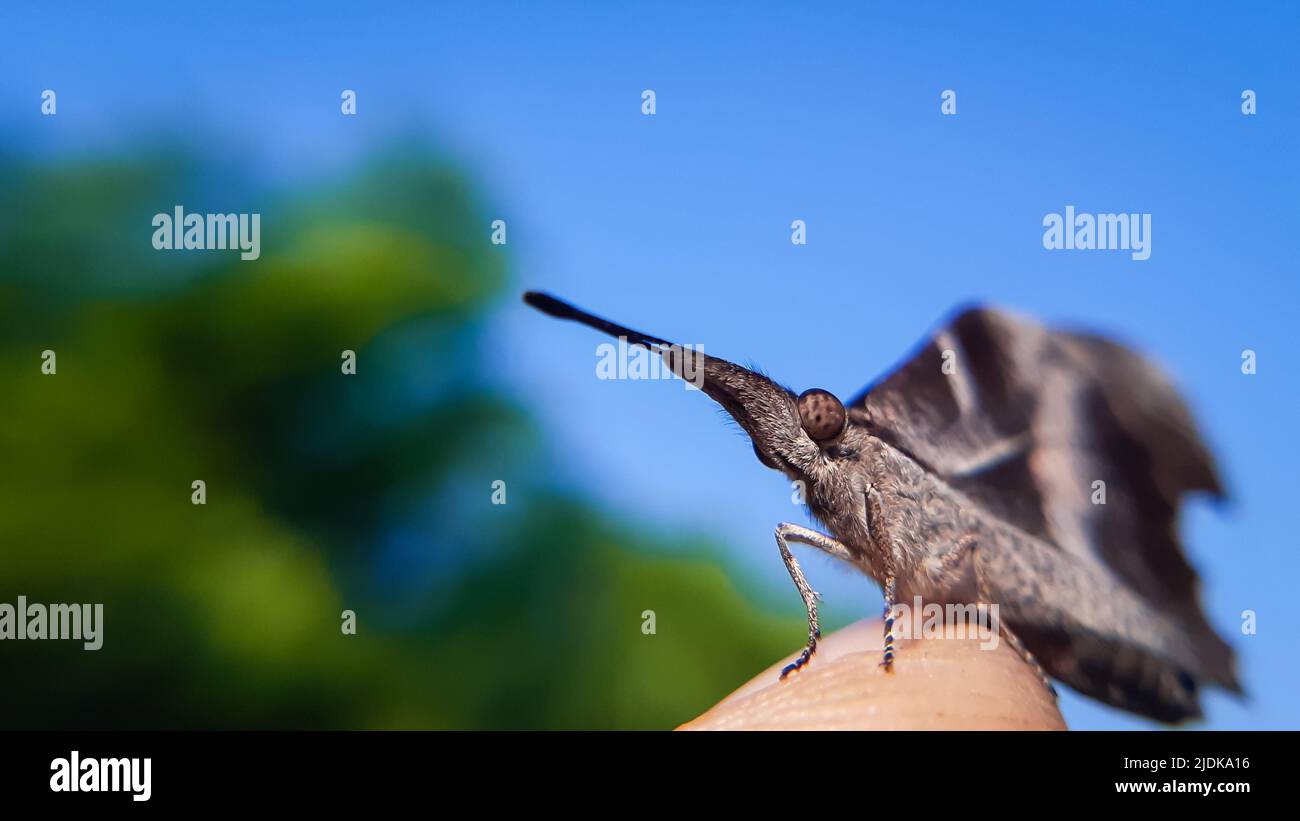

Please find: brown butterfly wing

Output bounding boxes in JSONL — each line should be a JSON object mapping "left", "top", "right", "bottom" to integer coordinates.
{"left": 849, "top": 306, "right": 1239, "bottom": 720}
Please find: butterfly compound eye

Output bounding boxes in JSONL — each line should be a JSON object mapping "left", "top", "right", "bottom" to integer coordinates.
{"left": 797, "top": 389, "right": 846, "bottom": 442}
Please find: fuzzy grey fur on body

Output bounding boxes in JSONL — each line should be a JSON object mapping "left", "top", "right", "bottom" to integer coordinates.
{"left": 524, "top": 291, "right": 1241, "bottom": 723}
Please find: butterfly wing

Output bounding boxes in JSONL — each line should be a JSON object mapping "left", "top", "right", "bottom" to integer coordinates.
{"left": 849, "top": 306, "right": 1239, "bottom": 720}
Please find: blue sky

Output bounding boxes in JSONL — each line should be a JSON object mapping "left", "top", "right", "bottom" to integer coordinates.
{"left": 3, "top": 2, "right": 1296, "bottom": 729}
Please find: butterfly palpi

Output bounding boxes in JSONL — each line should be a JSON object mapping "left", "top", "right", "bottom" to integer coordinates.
{"left": 524, "top": 291, "right": 1241, "bottom": 722}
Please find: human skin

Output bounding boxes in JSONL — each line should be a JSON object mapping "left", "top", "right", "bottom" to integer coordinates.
{"left": 679, "top": 619, "right": 1067, "bottom": 730}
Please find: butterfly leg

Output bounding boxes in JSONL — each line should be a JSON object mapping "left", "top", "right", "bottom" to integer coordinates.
{"left": 970, "top": 543, "right": 1058, "bottom": 700}
{"left": 866, "top": 486, "right": 902, "bottom": 672}
{"left": 881, "top": 573, "right": 898, "bottom": 671}
{"left": 774, "top": 523, "right": 854, "bottom": 680}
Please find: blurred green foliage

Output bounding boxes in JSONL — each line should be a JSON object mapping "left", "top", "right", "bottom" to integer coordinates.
{"left": 0, "top": 147, "right": 798, "bottom": 728}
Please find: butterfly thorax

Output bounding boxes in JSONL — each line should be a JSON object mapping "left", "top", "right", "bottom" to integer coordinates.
{"left": 806, "top": 430, "right": 990, "bottom": 599}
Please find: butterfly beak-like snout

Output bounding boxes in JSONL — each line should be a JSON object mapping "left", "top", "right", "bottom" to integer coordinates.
{"left": 523, "top": 291, "right": 803, "bottom": 455}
